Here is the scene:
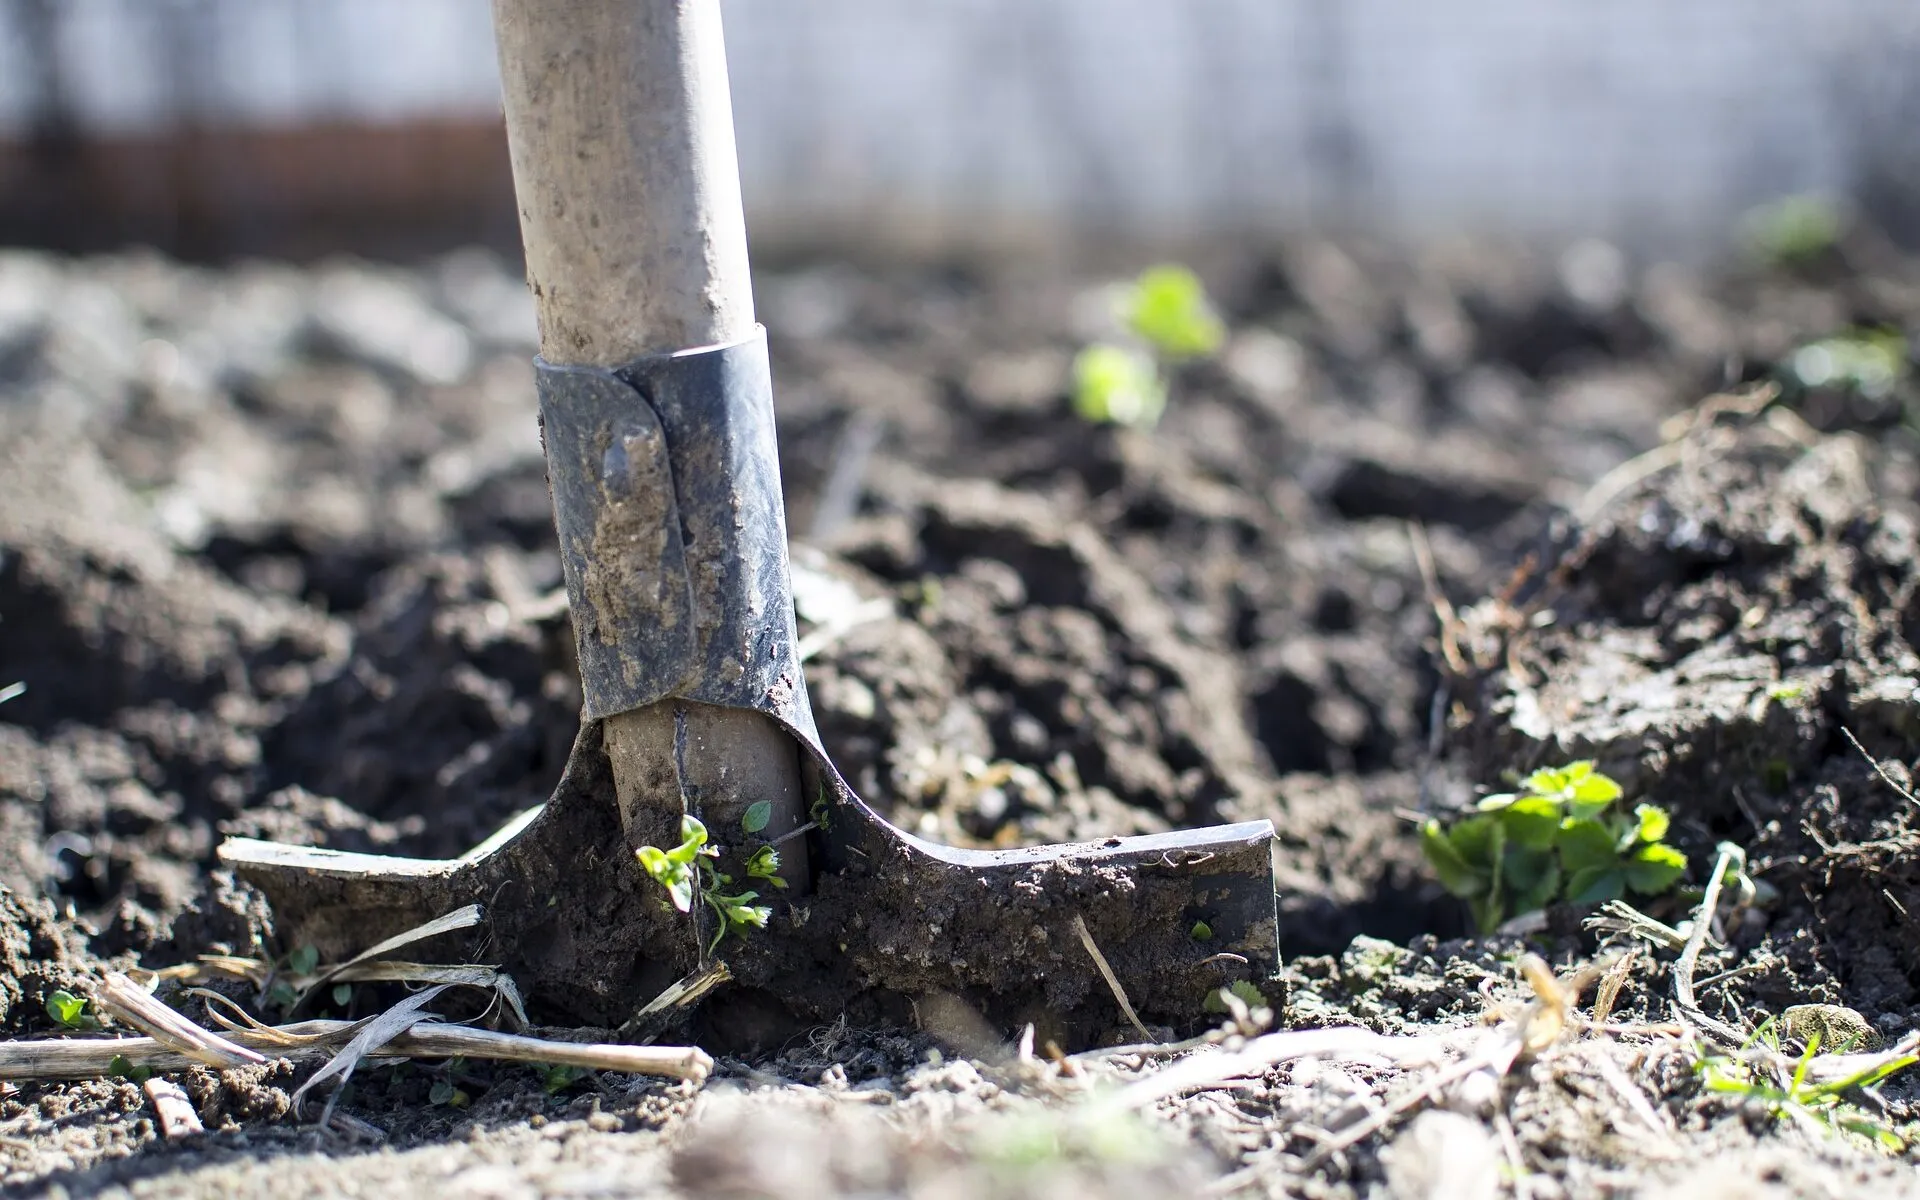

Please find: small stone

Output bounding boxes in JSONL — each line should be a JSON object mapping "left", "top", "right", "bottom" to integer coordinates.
{"left": 1782, "top": 1003, "right": 1879, "bottom": 1051}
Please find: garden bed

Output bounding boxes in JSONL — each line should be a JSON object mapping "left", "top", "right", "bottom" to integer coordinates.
{"left": 2, "top": 232, "right": 1919, "bottom": 1195}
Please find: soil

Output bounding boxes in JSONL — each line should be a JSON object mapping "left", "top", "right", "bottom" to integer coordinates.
{"left": 5, "top": 231, "right": 1920, "bottom": 1196}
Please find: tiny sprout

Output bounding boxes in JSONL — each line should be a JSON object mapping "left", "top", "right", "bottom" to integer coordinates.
{"left": 1073, "top": 344, "right": 1164, "bottom": 428}
{"left": 543, "top": 1064, "right": 586, "bottom": 1094}
{"left": 429, "top": 1079, "right": 470, "bottom": 1108}
{"left": 108, "top": 1053, "right": 153, "bottom": 1083}
{"left": 745, "top": 844, "right": 788, "bottom": 889}
{"left": 1190, "top": 920, "right": 1214, "bottom": 941}
{"left": 331, "top": 983, "right": 354, "bottom": 1009}
{"left": 286, "top": 944, "right": 320, "bottom": 977}
{"left": 635, "top": 814, "right": 776, "bottom": 952}
{"left": 1122, "top": 265, "right": 1226, "bottom": 361}
{"left": 1743, "top": 194, "right": 1844, "bottom": 268}
{"left": 1204, "top": 980, "right": 1266, "bottom": 1015}
{"left": 45, "top": 990, "right": 91, "bottom": 1030}
{"left": 742, "top": 800, "right": 773, "bottom": 835}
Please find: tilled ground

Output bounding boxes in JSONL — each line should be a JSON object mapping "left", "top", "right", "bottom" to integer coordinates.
{"left": 4, "top": 232, "right": 1920, "bottom": 1196}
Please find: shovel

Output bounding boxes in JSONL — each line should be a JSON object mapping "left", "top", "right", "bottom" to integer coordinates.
{"left": 219, "top": 0, "right": 1278, "bottom": 1046}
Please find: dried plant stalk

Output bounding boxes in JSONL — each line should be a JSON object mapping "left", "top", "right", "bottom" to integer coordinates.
{"left": 94, "top": 972, "right": 266, "bottom": 1069}
{"left": 0, "top": 1020, "right": 713, "bottom": 1085}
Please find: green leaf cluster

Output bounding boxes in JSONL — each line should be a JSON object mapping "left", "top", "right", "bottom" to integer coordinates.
{"left": 1421, "top": 762, "right": 1687, "bottom": 932}
{"left": 635, "top": 814, "right": 781, "bottom": 954}
{"left": 1072, "top": 264, "right": 1224, "bottom": 429}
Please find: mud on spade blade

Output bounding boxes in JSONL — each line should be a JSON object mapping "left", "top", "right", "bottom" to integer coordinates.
{"left": 219, "top": 332, "right": 1279, "bottom": 1045}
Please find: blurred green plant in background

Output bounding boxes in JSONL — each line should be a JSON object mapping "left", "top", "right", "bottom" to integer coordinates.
{"left": 1073, "top": 265, "right": 1225, "bottom": 428}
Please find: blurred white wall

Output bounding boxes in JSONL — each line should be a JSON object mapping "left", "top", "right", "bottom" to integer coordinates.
{"left": 2, "top": 0, "right": 1918, "bottom": 252}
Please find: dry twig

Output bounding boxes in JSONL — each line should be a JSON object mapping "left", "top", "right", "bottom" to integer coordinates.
{"left": 299, "top": 904, "right": 486, "bottom": 1006}
{"left": 94, "top": 973, "right": 266, "bottom": 1069}
{"left": 142, "top": 1078, "right": 204, "bottom": 1140}
{"left": 1671, "top": 843, "right": 1747, "bottom": 1047}
{"left": 0, "top": 1018, "right": 713, "bottom": 1086}
{"left": 1840, "top": 726, "right": 1920, "bottom": 809}
{"left": 1071, "top": 915, "right": 1151, "bottom": 1042}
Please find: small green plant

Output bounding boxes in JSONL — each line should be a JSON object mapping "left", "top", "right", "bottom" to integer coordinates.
{"left": 1700, "top": 1020, "right": 1918, "bottom": 1152}
{"left": 1421, "top": 762, "right": 1688, "bottom": 932}
{"left": 1125, "top": 265, "right": 1227, "bottom": 359}
{"left": 636, "top": 815, "right": 776, "bottom": 954}
{"left": 1072, "top": 264, "right": 1225, "bottom": 428}
{"left": 1785, "top": 327, "right": 1907, "bottom": 401}
{"left": 428, "top": 1079, "right": 471, "bottom": 1108}
{"left": 1203, "top": 980, "right": 1267, "bottom": 1015}
{"left": 266, "top": 943, "right": 321, "bottom": 1011}
{"left": 741, "top": 800, "right": 773, "bottom": 835}
{"left": 45, "top": 989, "right": 96, "bottom": 1031}
{"left": 1073, "top": 344, "right": 1165, "bottom": 427}
{"left": 542, "top": 1064, "right": 586, "bottom": 1095}
{"left": 108, "top": 1053, "right": 153, "bottom": 1084}
{"left": 1742, "top": 194, "right": 1845, "bottom": 268}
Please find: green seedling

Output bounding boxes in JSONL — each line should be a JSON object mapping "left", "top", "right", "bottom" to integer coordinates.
{"left": 286, "top": 944, "right": 320, "bottom": 977}
{"left": 741, "top": 800, "right": 773, "bottom": 835}
{"left": 744, "top": 844, "right": 787, "bottom": 889}
{"left": 1203, "top": 980, "right": 1267, "bottom": 1015}
{"left": 1123, "top": 264, "right": 1226, "bottom": 360}
{"left": 636, "top": 815, "right": 775, "bottom": 954}
{"left": 542, "top": 1064, "right": 587, "bottom": 1095}
{"left": 1422, "top": 762, "right": 1687, "bottom": 933}
{"left": 45, "top": 989, "right": 95, "bottom": 1031}
{"left": 108, "top": 1054, "right": 153, "bottom": 1084}
{"left": 266, "top": 942, "right": 322, "bottom": 1012}
{"left": 1742, "top": 195, "right": 1844, "bottom": 268}
{"left": 1786, "top": 327, "right": 1907, "bottom": 401}
{"left": 428, "top": 1079, "right": 470, "bottom": 1108}
{"left": 1073, "top": 343, "right": 1164, "bottom": 427}
{"left": 1072, "top": 264, "right": 1225, "bottom": 429}
{"left": 1700, "top": 1021, "right": 1918, "bottom": 1152}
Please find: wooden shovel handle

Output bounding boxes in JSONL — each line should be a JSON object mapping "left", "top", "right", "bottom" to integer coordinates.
{"left": 493, "top": 0, "right": 754, "bottom": 364}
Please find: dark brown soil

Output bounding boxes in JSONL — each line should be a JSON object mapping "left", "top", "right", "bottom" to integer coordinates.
{"left": 4, "top": 231, "right": 1920, "bottom": 1195}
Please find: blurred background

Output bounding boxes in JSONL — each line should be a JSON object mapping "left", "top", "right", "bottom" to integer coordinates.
{"left": 4, "top": 0, "right": 1920, "bottom": 260}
